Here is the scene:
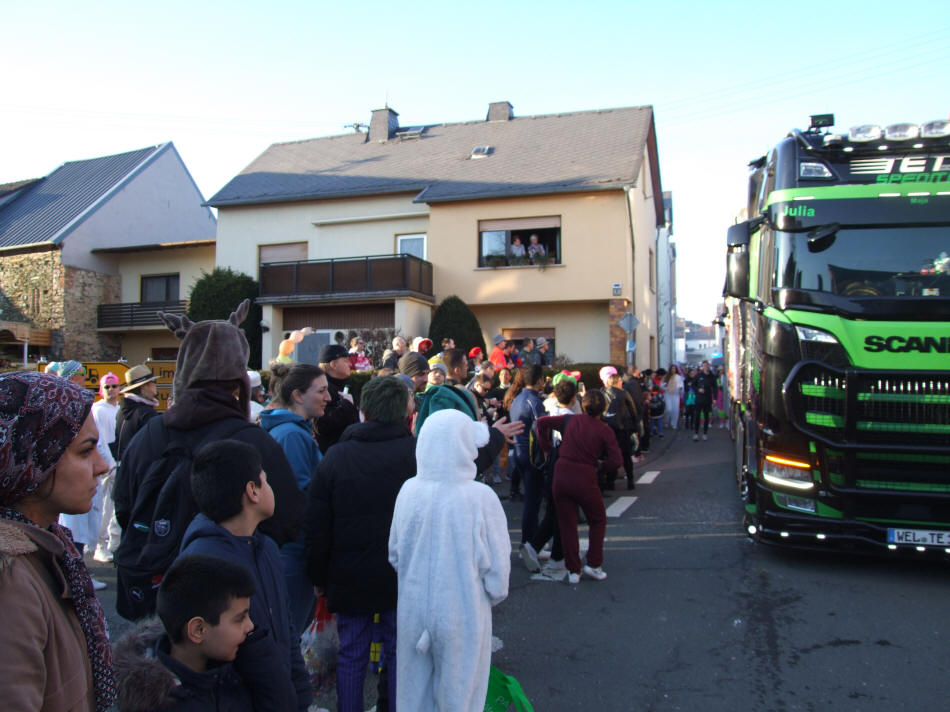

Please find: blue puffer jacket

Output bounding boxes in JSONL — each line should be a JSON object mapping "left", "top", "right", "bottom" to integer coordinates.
{"left": 179, "top": 513, "right": 310, "bottom": 711}
{"left": 509, "top": 388, "right": 546, "bottom": 463}
{"left": 260, "top": 409, "right": 322, "bottom": 492}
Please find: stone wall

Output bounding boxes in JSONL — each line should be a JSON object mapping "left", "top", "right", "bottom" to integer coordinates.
{"left": 0, "top": 248, "right": 121, "bottom": 360}
{"left": 608, "top": 298, "right": 629, "bottom": 366}
{"left": 0, "top": 248, "right": 66, "bottom": 355}
{"left": 63, "top": 266, "right": 121, "bottom": 360}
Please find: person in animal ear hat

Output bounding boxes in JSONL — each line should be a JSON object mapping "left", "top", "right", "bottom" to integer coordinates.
{"left": 114, "top": 301, "right": 304, "bottom": 583}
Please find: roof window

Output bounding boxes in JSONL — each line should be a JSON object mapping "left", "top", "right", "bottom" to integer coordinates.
{"left": 470, "top": 146, "right": 493, "bottom": 159}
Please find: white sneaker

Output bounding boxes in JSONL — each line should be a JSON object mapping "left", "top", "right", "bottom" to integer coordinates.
{"left": 693, "top": 433, "right": 699, "bottom": 441}
{"left": 91, "top": 578, "right": 107, "bottom": 591}
{"left": 568, "top": 572, "right": 581, "bottom": 585}
{"left": 582, "top": 565, "right": 607, "bottom": 581}
{"left": 702, "top": 434, "right": 708, "bottom": 441}
{"left": 542, "top": 558, "right": 567, "bottom": 574}
{"left": 92, "top": 548, "right": 113, "bottom": 564}
{"left": 521, "top": 543, "right": 541, "bottom": 573}
{"left": 537, "top": 548, "right": 552, "bottom": 561}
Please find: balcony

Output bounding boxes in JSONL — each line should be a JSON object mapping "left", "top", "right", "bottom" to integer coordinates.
{"left": 259, "top": 254, "right": 434, "bottom": 303}
{"left": 98, "top": 300, "right": 187, "bottom": 329}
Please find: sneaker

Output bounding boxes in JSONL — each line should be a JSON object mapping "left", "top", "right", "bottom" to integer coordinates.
{"left": 91, "top": 577, "right": 107, "bottom": 591}
{"left": 582, "top": 565, "right": 607, "bottom": 581}
{"left": 537, "top": 548, "right": 552, "bottom": 561}
{"left": 92, "top": 548, "right": 113, "bottom": 564}
{"left": 521, "top": 542, "right": 541, "bottom": 573}
{"left": 568, "top": 572, "right": 581, "bottom": 585}
{"left": 492, "top": 474, "right": 502, "bottom": 484}
{"left": 693, "top": 433, "right": 699, "bottom": 441}
{"left": 542, "top": 558, "right": 567, "bottom": 574}
{"left": 702, "top": 434, "right": 708, "bottom": 441}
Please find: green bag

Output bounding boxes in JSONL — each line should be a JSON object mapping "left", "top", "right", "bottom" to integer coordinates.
{"left": 484, "top": 665, "right": 534, "bottom": 712}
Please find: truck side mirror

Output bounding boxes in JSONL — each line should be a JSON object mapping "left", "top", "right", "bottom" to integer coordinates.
{"left": 724, "top": 222, "right": 751, "bottom": 298}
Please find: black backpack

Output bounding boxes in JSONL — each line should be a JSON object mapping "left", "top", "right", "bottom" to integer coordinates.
{"left": 114, "top": 417, "right": 251, "bottom": 621}
{"left": 530, "top": 414, "right": 573, "bottom": 473}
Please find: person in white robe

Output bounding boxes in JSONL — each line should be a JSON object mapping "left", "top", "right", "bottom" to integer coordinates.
{"left": 389, "top": 408, "right": 511, "bottom": 712}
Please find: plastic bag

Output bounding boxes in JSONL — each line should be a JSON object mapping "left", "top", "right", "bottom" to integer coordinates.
{"left": 300, "top": 596, "right": 338, "bottom": 696}
{"left": 484, "top": 665, "right": 534, "bottom": 712}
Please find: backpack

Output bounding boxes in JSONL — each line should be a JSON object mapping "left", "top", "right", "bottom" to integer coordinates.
{"left": 530, "top": 414, "right": 573, "bottom": 473}
{"left": 114, "top": 417, "right": 252, "bottom": 621}
{"left": 603, "top": 387, "right": 635, "bottom": 431}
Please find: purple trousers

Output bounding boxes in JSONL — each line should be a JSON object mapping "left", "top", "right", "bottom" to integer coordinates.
{"left": 336, "top": 609, "right": 397, "bottom": 712}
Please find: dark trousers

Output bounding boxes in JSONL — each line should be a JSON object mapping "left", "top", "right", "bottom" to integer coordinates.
{"left": 337, "top": 609, "right": 397, "bottom": 712}
{"left": 530, "top": 470, "right": 563, "bottom": 560}
{"left": 611, "top": 427, "right": 633, "bottom": 483}
{"left": 553, "top": 468, "right": 607, "bottom": 574}
{"left": 694, "top": 403, "right": 712, "bottom": 434}
{"left": 519, "top": 455, "right": 544, "bottom": 544}
{"left": 638, "top": 418, "right": 651, "bottom": 453}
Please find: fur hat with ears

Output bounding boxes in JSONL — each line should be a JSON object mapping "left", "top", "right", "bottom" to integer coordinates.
{"left": 157, "top": 300, "right": 252, "bottom": 414}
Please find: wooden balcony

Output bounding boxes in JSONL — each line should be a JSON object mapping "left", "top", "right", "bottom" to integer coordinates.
{"left": 259, "top": 254, "right": 434, "bottom": 302}
{"left": 98, "top": 300, "right": 187, "bottom": 329}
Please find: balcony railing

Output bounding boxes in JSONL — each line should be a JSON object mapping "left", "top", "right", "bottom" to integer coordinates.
{"left": 98, "top": 300, "right": 187, "bottom": 329}
{"left": 259, "top": 254, "right": 433, "bottom": 300}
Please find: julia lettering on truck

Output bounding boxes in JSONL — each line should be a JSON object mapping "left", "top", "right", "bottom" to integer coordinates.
{"left": 722, "top": 113, "right": 950, "bottom": 555}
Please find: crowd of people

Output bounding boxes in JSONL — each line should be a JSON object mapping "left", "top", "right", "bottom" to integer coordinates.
{"left": 0, "top": 312, "right": 725, "bottom": 712}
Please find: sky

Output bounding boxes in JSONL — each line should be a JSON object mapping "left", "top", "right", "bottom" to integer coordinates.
{"left": 2, "top": 0, "right": 949, "bottom": 325}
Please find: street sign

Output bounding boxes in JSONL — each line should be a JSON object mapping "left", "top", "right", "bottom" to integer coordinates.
{"left": 619, "top": 312, "right": 640, "bottom": 333}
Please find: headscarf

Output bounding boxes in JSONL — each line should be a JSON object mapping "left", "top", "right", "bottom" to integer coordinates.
{"left": 57, "top": 360, "right": 85, "bottom": 380}
{"left": 0, "top": 371, "right": 116, "bottom": 710}
{"left": 98, "top": 371, "right": 120, "bottom": 399}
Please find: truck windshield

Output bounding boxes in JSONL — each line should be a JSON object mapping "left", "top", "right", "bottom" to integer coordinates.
{"left": 774, "top": 226, "right": 950, "bottom": 298}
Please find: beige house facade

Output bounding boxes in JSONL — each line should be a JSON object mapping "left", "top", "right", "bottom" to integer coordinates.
{"left": 210, "top": 102, "right": 665, "bottom": 367}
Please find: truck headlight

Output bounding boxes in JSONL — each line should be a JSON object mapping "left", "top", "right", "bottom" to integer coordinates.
{"left": 763, "top": 454, "right": 814, "bottom": 491}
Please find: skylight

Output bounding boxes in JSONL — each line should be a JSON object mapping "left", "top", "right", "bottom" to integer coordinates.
{"left": 470, "top": 146, "right": 493, "bottom": 159}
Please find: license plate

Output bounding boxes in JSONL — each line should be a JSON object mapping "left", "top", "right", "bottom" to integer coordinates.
{"left": 887, "top": 528, "right": 950, "bottom": 547}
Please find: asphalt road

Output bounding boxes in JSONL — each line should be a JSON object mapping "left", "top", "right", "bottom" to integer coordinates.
{"left": 89, "top": 423, "right": 950, "bottom": 711}
{"left": 492, "top": 425, "right": 950, "bottom": 711}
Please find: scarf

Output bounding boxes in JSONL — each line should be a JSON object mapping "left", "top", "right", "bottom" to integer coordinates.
{"left": 0, "top": 507, "right": 116, "bottom": 710}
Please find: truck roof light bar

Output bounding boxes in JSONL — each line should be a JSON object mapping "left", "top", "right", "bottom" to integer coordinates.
{"left": 849, "top": 124, "right": 883, "bottom": 142}
{"left": 885, "top": 123, "right": 920, "bottom": 141}
{"left": 921, "top": 120, "right": 950, "bottom": 138}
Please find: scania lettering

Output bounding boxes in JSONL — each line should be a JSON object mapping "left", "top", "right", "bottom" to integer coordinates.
{"left": 722, "top": 114, "right": 950, "bottom": 555}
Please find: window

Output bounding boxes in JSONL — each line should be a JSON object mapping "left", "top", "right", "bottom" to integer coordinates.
{"left": 397, "top": 233, "right": 426, "bottom": 260}
{"left": 648, "top": 249, "right": 656, "bottom": 291}
{"left": 259, "top": 242, "right": 308, "bottom": 267}
{"left": 141, "top": 274, "right": 179, "bottom": 303}
{"left": 151, "top": 347, "right": 179, "bottom": 360}
{"left": 478, "top": 216, "right": 561, "bottom": 268}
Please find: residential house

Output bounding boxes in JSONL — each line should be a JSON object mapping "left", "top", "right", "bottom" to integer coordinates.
{"left": 655, "top": 191, "right": 676, "bottom": 369}
{"left": 209, "top": 102, "right": 665, "bottom": 366}
{"left": 0, "top": 144, "right": 216, "bottom": 366}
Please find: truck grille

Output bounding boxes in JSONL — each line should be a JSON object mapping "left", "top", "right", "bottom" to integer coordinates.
{"left": 787, "top": 362, "right": 950, "bottom": 451}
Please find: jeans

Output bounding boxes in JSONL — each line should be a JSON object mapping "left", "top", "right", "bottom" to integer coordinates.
{"left": 280, "top": 537, "right": 316, "bottom": 637}
{"left": 337, "top": 610, "right": 397, "bottom": 712}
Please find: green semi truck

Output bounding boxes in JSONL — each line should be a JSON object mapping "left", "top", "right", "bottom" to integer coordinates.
{"left": 723, "top": 114, "right": 950, "bottom": 553}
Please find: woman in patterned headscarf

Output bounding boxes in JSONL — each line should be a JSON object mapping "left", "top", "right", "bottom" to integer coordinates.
{"left": 0, "top": 371, "right": 115, "bottom": 711}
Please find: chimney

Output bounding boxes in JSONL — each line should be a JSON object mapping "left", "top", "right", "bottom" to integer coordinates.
{"left": 487, "top": 101, "right": 514, "bottom": 122}
{"left": 369, "top": 107, "right": 400, "bottom": 141}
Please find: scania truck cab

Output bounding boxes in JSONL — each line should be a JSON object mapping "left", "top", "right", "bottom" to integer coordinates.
{"left": 724, "top": 114, "right": 950, "bottom": 553}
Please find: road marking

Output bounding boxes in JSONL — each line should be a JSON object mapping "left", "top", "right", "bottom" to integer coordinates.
{"left": 605, "top": 496, "right": 637, "bottom": 517}
{"left": 637, "top": 470, "right": 660, "bottom": 484}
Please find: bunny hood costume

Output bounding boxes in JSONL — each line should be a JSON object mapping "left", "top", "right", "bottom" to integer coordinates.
{"left": 389, "top": 408, "right": 511, "bottom": 712}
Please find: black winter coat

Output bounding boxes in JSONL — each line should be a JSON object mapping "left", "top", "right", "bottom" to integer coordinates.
{"left": 314, "top": 374, "right": 360, "bottom": 454}
{"left": 305, "top": 419, "right": 416, "bottom": 614}
{"left": 115, "top": 396, "right": 159, "bottom": 460}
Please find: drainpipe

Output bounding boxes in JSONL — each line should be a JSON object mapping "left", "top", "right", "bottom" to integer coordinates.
{"left": 623, "top": 185, "right": 636, "bottom": 367}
